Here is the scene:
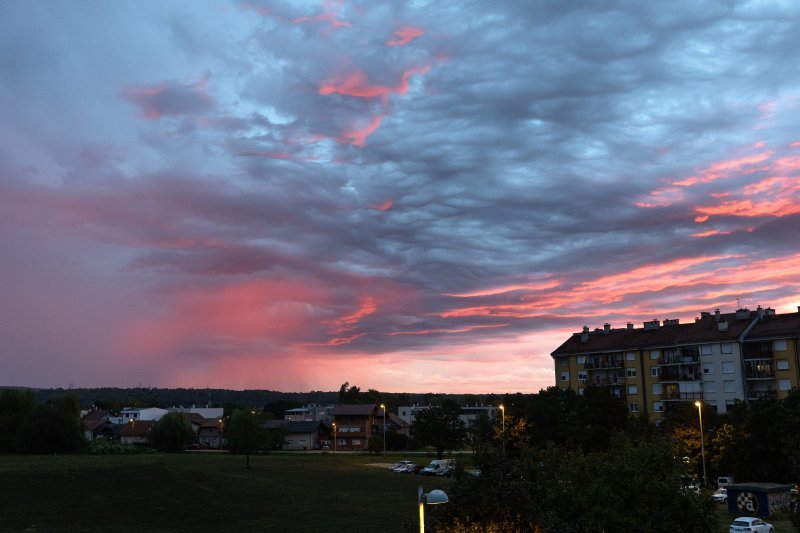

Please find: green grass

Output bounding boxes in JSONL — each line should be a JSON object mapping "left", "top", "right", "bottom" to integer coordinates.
{"left": 0, "top": 452, "right": 453, "bottom": 533}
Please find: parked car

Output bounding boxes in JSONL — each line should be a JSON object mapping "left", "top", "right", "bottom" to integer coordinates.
{"left": 718, "top": 475, "right": 735, "bottom": 488}
{"left": 712, "top": 488, "right": 728, "bottom": 503}
{"left": 403, "top": 464, "right": 423, "bottom": 475}
{"left": 729, "top": 517, "right": 773, "bottom": 533}
{"left": 420, "top": 459, "right": 456, "bottom": 476}
{"left": 435, "top": 465, "right": 455, "bottom": 478}
{"left": 391, "top": 460, "right": 413, "bottom": 472}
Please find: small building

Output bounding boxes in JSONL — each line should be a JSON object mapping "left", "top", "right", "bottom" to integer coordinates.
{"left": 725, "top": 483, "right": 794, "bottom": 517}
{"left": 119, "top": 419, "right": 155, "bottom": 444}
{"left": 112, "top": 407, "right": 168, "bottom": 425}
{"left": 197, "top": 419, "right": 225, "bottom": 449}
{"left": 330, "top": 404, "right": 381, "bottom": 451}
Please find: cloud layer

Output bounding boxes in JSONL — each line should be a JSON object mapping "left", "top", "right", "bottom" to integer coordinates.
{"left": 1, "top": 0, "right": 799, "bottom": 393}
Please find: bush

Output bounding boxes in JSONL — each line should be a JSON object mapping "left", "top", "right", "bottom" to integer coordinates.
{"left": 149, "top": 413, "right": 194, "bottom": 453}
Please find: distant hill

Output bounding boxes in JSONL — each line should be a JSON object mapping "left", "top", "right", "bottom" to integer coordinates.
{"left": 2, "top": 386, "right": 501, "bottom": 415}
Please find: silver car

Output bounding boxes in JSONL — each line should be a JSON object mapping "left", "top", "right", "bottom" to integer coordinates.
{"left": 729, "top": 517, "right": 773, "bottom": 533}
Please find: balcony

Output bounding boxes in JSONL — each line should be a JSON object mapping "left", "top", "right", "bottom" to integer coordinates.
{"left": 661, "top": 391, "right": 703, "bottom": 401}
{"left": 584, "top": 360, "right": 624, "bottom": 370}
{"left": 746, "top": 389, "right": 778, "bottom": 401}
{"left": 744, "top": 360, "right": 776, "bottom": 380}
{"left": 659, "top": 367, "right": 701, "bottom": 382}
{"left": 658, "top": 354, "right": 700, "bottom": 366}
{"left": 593, "top": 375, "right": 624, "bottom": 386}
{"left": 743, "top": 342, "right": 773, "bottom": 360}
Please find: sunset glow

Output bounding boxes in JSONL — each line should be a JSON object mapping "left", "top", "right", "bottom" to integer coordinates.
{"left": 2, "top": 1, "right": 800, "bottom": 394}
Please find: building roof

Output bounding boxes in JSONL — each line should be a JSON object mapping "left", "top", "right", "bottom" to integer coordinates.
{"left": 331, "top": 404, "right": 377, "bottom": 416}
{"left": 119, "top": 419, "right": 155, "bottom": 437}
{"left": 388, "top": 413, "right": 409, "bottom": 428}
{"left": 745, "top": 311, "right": 800, "bottom": 340}
{"left": 551, "top": 309, "right": 761, "bottom": 357}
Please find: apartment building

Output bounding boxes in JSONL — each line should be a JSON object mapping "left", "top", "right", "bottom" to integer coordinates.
{"left": 551, "top": 307, "right": 800, "bottom": 418}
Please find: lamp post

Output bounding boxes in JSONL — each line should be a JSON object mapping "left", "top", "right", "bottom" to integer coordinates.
{"left": 380, "top": 403, "right": 386, "bottom": 457}
{"left": 332, "top": 422, "right": 337, "bottom": 451}
{"left": 128, "top": 418, "right": 135, "bottom": 443}
{"left": 418, "top": 486, "right": 448, "bottom": 533}
{"left": 694, "top": 401, "right": 707, "bottom": 487}
{"left": 499, "top": 404, "right": 505, "bottom": 454}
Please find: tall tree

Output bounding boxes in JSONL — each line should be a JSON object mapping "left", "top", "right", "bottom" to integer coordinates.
{"left": 150, "top": 412, "right": 194, "bottom": 453}
{"left": 225, "top": 409, "right": 267, "bottom": 468}
{"left": 411, "top": 399, "right": 466, "bottom": 459}
{"left": 14, "top": 394, "right": 84, "bottom": 454}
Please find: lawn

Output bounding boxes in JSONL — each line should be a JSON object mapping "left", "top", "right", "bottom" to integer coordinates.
{"left": 0, "top": 452, "right": 453, "bottom": 533}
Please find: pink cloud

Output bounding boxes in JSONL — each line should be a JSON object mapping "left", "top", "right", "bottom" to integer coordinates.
{"left": 120, "top": 76, "right": 213, "bottom": 120}
{"left": 319, "top": 66, "right": 431, "bottom": 99}
{"left": 387, "top": 26, "right": 425, "bottom": 46}
{"left": 369, "top": 199, "right": 394, "bottom": 211}
{"left": 337, "top": 114, "right": 384, "bottom": 147}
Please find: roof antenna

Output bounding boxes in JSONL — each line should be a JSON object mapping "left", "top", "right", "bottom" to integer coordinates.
{"left": 736, "top": 297, "right": 740, "bottom": 309}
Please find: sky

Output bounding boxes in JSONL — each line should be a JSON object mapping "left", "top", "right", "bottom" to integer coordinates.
{"left": 1, "top": 1, "right": 800, "bottom": 394}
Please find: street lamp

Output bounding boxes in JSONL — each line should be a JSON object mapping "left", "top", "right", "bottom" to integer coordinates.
{"left": 499, "top": 404, "right": 505, "bottom": 454}
{"left": 332, "top": 422, "right": 337, "bottom": 451}
{"left": 418, "top": 486, "right": 448, "bottom": 533}
{"left": 694, "top": 401, "right": 707, "bottom": 487}
{"left": 380, "top": 403, "right": 386, "bottom": 457}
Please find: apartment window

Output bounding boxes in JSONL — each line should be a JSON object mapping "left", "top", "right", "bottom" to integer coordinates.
{"left": 578, "top": 371, "right": 588, "bottom": 382}
{"left": 721, "top": 343, "right": 733, "bottom": 354}
{"left": 577, "top": 355, "right": 585, "bottom": 364}
{"left": 626, "top": 352, "right": 636, "bottom": 361}
{"left": 351, "top": 439, "right": 361, "bottom": 446}
{"left": 629, "top": 402, "right": 639, "bottom": 413}
{"left": 723, "top": 380, "right": 736, "bottom": 393}
{"left": 651, "top": 367, "right": 660, "bottom": 377}
{"left": 702, "top": 364, "right": 713, "bottom": 375}
{"left": 650, "top": 350, "right": 660, "bottom": 360}
{"left": 779, "top": 379, "right": 792, "bottom": 391}
{"left": 774, "top": 339, "right": 788, "bottom": 352}
{"left": 652, "top": 383, "right": 662, "bottom": 395}
{"left": 653, "top": 402, "right": 664, "bottom": 413}
{"left": 626, "top": 368, "right": 637, "bottom": 378}
{"left": 722, "top": 361, "right": 734, "bottom": 374}
{"left": 560, "top": 372, "right": 569, "bottom": 382}
{"left": 627, "top": 385, "right": 638, "bottom": 395}
{"left": 704, "top": 381, "right": 716, "bottom": 393}
{"left": 560, "top": 358, "right": 569, "bottom": 366}
{"left": 777, "top": 360, "right": 790, "bottom": 371}
{"left": 701, "top": 344, "right": 713, "bottom": 356}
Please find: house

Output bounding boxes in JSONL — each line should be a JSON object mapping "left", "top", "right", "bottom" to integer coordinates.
{"left": 397, "top": 404, "right": 497, "bottom": 428}
{"left": 284, "top": 404, "right": 334, "bottom": 423}
{"left": 330, "top": 404, "right": 381, "bottom": 451}
{"left": 551, "top": 307, "right": 800, "bottom": 418}
{"left": 179, "top": 412, "right": 207, "bottom": 433}
{"left": 197, "top": 418, "right": 225, "bottom": 449}
{"left": 112, "top": 407, "right": 168, "bottom": 425}
{"left": 169, "top": 405, "right": 224, "bottom": 420}
{"left": 119, "top": 419, "right": 155, "bottom": 444}
{"left": 81, "top": 408, "right": 111, "bottom": 441}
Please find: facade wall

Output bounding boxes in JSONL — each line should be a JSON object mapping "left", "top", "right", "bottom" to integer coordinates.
{"left": 552, "top": 311, "right": 800, "bottom": 415}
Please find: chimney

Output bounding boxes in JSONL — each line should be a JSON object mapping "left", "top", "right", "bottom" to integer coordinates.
{"left": 643, "top": 319, "right": 660, "bottom": 331}
{"left": 627, "top": 323, "right": 633, "bottom": 330}
{"left": 663, "top": 318, "right": 679, "bottom": 326}
{"left": 701, "top": 312, "right": 710, "bottom": 318}
{"left": 715, "top": 309, "right": 721, "bottom": 321}
{"left": 736, "top": 308, "right": 750, "bottom": 320}
{"left": 581, "top": 326, "right": 589, "bottom": 343}
{"left": 603, "top": 323, "right": 611, "bottom": 333}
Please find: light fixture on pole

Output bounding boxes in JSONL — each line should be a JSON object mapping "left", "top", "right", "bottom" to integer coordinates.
{"left": 332, "top": 422, "right": 337, "bottom": 451}
{"left": 380, "top": 403, "right": 386, "bottom": 457}
{"left": 418, "top": 485, "right": 448, "bottom": 533}
{"left": 694, "top": 401, "right": 707, "bottom": 487}
{"left": 499, "top": 404, "right": 505, "bottom": 454}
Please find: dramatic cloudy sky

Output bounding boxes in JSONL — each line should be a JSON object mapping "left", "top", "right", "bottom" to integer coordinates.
{"left": 2, "top": 1, "right": 800, "bottom": 393}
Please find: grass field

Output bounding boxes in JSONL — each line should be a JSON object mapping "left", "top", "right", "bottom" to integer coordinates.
{"left": 0, "top": 452, "right": 453, "bottom": 533}
{"left": 1, "top": 451, "right": 796, "bottom": 532}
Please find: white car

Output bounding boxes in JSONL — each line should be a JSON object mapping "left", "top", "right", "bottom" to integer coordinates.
{"left": 729, "top": 517, "right": 773, "bottom": 533}
{"left": 391, "top": 460, "right": 413, "bottom": 472}
{"left": 712, "top": 488, "right": 728, "bottom": 503}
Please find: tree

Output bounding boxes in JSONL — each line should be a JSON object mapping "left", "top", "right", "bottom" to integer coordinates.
{"left": 14, "top": 394, "right": 84, "bottom": 454}
{"left": 337, "top": 382, "right": 363, "bottom": 404}
{"left": 438, "top": 435, "right": 717, "bottom": 532}
{"left": 0, "top": 388, "right": 37, "bottom": 453}
{"left": 224, "top": 409, "right": 268, "bottom": 468}
{"left": 150, "top": 412, "right": 194, "bottom": 453}
{"left": 411, "top": 400, "right": 466, "bottom": 459}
